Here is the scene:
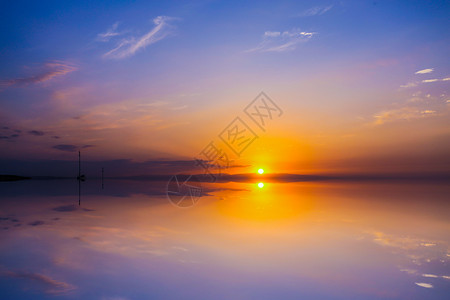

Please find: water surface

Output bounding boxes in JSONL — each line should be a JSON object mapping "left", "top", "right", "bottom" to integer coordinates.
{"left": 0, "top": 179, "right": 449, "bottom": 299}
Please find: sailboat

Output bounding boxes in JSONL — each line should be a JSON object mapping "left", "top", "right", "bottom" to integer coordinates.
{"left": 77, "top": 151, "right": 86, "bottom": 181}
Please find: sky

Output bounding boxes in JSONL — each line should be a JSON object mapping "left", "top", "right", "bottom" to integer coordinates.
{"left": 0, "top": 0, "right": 449, "bottom": 177}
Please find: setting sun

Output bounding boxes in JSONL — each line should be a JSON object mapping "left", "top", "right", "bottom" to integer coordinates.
{"left": 258, "top": 168, "right": 264, "bottom": 174}
{"left": 258, "top": 182, "right": 264, "bottom": 188}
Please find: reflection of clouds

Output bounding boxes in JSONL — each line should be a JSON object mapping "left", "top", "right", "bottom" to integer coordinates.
{"left": 415, "top": 282, "right": 433, "bottom": 288}
{"left": 0, "top": 214, "right": 23, "bottom": 230}
{"left": 52, "top": 204, "right": 95, "bottom": 212}
{"left": 371, "top": 231, "right": 449, "bottom": 288}
{"left": 373, "top": 231, "right": 412, "bottom": 249}
{"left": 55, "top": 225, "right": 190, "bottom": 261}
{"left": 422, "top": 273, "right": 439, "bottom": 278}
{"left": 2, "top": 184, "right": 448, "bottom": 298}
{"left": 400, "top": 268, "right": 418, "bottom": 275}
{"left": 420, "top": 242, "right": 436, "bottom": 247}
{"left": 3, "top": 270, "right": 75, "bottom": 294}
{"left": 372, "top": 232, "right": 443, "bottom": 253}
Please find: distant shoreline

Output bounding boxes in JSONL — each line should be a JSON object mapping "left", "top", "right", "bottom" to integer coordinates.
{"left": 1, "top": 173, "right": 449, "bottom": 183}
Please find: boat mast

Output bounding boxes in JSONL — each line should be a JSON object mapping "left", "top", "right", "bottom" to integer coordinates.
{"left": 78, "top": 151, "right": 81, "bottom": 178}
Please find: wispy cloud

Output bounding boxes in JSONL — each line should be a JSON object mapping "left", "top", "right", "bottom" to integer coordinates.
{"left": 422, "top": 77, "right": 449, "bottom": 83}
{"left": 4, "top": 270, "right": 76, "bottom": 294}
{"left": 52, "top": 144, "right": 95, "bottom": 152}
{"left": 103, "top": 16, "right": 178, "bottom": 59}
{"left": 0, "top": 61, "right": 77, "bottom": 89}
{"left": 399, "top": 82, "right": 417, "bottom": 88}
{"left": 246, "top": 29, "right": 315, "bottom": 53}
{"left": 300, "top": 5, "right": 333, "bottom": 17}
{"left": 52, "top": 145, "right": 78, "bottom": 152}
{"left": 415, "top": 68, "right": 433, "bottom": 74}
{"left": 371, "top": 92, "right": 447, "bottom": 125}
{"left": 373, "top": 107, "right": 438, "bottom": 125}
{"left": 28, "top": 220, "right": 45, "bottom": 226}
{"left": 97, "top": 22, "right": 121, "bottom": 42}
{"left": 400, "top": 76, "right": 449, "bottom": 88}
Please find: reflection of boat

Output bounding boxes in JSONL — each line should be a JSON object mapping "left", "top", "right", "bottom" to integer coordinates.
{"left": 77, "top": 151, "right": 86, "bottom": 181}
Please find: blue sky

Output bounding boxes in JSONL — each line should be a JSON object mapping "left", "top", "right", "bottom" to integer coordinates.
{"left": 0, "top": 0, "right": 449, "bottom": 175}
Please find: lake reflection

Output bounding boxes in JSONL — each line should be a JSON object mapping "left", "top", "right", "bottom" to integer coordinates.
{"left": 0, "top": 179, "right": 449, "bottom": 299}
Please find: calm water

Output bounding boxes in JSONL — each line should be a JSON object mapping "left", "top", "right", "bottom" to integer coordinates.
{"left": 0, "top": 179, "right": 449, "bottom": 300}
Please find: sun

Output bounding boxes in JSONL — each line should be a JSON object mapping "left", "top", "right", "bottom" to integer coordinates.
{"left": 257, "top": 168, "right": 264, "bottom": 174}
{"left": 257, "top": 182, "right": 264, "bottom": 188}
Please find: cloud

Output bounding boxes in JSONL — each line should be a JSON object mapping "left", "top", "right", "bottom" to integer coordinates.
{"left": 400, "top": 76, "right": 449, "bottom": 88}
{"left": 373, "top": 107, "right": 438, "bottom": 125}
{"left": 97, "top": 22, "right": 121, "bottom": 42}
{"left": 264, "top": 31, "right": 281, "bottom": 37}
{"left": 0, "top": 61, "right": 77, "bottom": 88}
{"left": 421, "top": 77, "right": 450, "bottom": 83}
{"left": 399, "top": 82, "right": 417, "bottom": 88}
{"left": 52, "top": 144, "right": 94, "bottom": 152}
{"left": 415, "top": 68, "right": 433, "bottom": 74}
{"left": 28, "top": 130, "right": 45, "bottom": 136}
{"left": 4, "top": 270, "right": 76, "bottom": 294}
{"left": 103, "top": 16, "right": 177, "bottom": 59}
{"left": 171, "top": 104, "right": 188, "bottom": 110}
{"left": 300, "top": 5, "right": 333, "bottom": 17}
{"left": 246, "top": 29, "right": 315, "bottom": 53}
{"left": 52, "top": 144, "right": 78, "bottom": 152}
{"left": 420, "top": 110, "right": 436, "bottom": 115}
{"left": 371, "top": 92, "right": 446, "bottom": 126}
